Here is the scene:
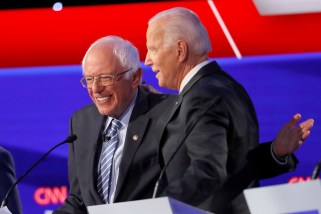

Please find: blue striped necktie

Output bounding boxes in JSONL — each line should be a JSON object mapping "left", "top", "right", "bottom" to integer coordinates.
{"left": 97, "top": 119, "right": 122, "bottom": 203}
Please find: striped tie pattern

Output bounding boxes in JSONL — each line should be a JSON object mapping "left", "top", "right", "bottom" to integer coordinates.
{"left": 97, "top": 119, "right": 122, "bottom": 203}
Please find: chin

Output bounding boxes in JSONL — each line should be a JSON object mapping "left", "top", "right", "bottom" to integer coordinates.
{"left": 158, "top": 80, "right": 166, "bottom": 88}
{"left": 97, "top": 110, "right": 107, "bottom": 116}
{"left": 96, "top": 107, "right": 110, "bottom": 116}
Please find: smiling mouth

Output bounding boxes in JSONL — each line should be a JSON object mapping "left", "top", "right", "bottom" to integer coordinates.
{"left": 96, "top": 95, "right": 112, "bottom": 103}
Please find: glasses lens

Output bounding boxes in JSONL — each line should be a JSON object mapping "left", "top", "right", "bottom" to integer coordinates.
{"left": 80, "top": 77, "right": 93, "bottom": 88}
{"left": 100, "top": 75, "right": 113, "bottom": 86}
{"left": 85, "top": 77, "right": 94, "bottom": 87}
{"left": 80, "top": 69, "right": 129, "bottom": 88}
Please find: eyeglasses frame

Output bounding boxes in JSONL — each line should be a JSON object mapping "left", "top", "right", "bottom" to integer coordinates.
{"left": 80, "top": 68, "right": 132, "bottom": 88}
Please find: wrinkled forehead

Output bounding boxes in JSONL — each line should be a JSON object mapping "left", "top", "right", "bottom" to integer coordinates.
{"left": 83, "top": 47, "right": 124, "bottom": 76}
{"left": 146, "top": 22, "right": 166, "bottom": 47}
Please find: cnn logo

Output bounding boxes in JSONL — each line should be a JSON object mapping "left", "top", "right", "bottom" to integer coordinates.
{"left": 34, "top": 186, "right": 68, "bottom": 205}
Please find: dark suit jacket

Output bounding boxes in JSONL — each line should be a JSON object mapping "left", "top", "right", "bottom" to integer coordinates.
{"left": 156, "top": 61, "right": 296, "bottom": 214}
{"left": 0, "top": 147, "right": 22, "bottom": 214}
{"left": 54, "top": 87, "right": 170, "bottom": 214}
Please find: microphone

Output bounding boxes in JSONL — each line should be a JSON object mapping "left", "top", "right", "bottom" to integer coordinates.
{"left": 102, "top": 134, "right": 111, "bottom": 142}
{"left": 0, "top": 134, "right": 77, "bottom": 209}
{"left": 152, "top": 100, "right": 215, "bottom": 198}
{"left": 311, "top": 159, "right": 321, "bottom": 180}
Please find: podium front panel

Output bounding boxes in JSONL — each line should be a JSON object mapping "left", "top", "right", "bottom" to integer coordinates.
{"left": 87, "top": 197, "right": 210, "bottom": 214}
{"left": 244, "top": 180, "right": 321, "bottom": 214}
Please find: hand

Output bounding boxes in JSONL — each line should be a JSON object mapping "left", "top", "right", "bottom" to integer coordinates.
{"left": 141, "top": 81, "right": 161, "bottom": 94}
{"left": 273, "top": 113, "right": 314, "bottom": 158}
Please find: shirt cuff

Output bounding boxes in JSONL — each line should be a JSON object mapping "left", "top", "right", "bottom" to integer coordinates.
{"left": 271, "top": 141, "right": 288, "bottom": 165}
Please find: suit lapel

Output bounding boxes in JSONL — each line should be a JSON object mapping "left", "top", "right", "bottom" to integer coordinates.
{"left": 159, "top": 61, "right": 222, "bottom": 162}
{"left": 157, "top": 62, "right": 221, "bottom": 141}
{"left": 114, "top": 87, "right": 151, "bottom": 200}
{"left": 156, "top": 94, "right": 180, "bottom": 149}
{"left": 180, "top": 61, "right": 221, "bottom": 97}
{"left": 87, "top": 108, "right": 106, "bottom": 203}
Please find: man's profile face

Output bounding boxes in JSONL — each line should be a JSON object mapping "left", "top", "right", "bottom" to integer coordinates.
{"left": 145, "top": 21, "right": 180, "bottom": 90}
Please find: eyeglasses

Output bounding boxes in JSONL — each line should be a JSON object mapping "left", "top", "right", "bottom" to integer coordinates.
{"left": 80, "top": 68, "right": 132, "bottom": 88}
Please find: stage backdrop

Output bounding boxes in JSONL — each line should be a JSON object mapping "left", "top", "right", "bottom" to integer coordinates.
{"left": 0, "top": 52, "right": 320, "bottom": 213}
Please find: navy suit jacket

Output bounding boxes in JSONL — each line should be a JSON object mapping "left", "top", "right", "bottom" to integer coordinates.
{"left": 0, "top": 147, "right": 22, "bottom": 214}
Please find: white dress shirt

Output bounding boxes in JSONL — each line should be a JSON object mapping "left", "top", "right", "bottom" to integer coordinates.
{"left": 100, "top": 89, "right": 137, "bottom": 203}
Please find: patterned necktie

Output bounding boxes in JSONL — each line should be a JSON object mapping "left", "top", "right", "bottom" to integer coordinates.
{"left": 97, "top": 119, "right": 122, "bottom": 203}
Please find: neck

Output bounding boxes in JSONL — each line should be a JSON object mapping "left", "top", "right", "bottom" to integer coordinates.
{"left": 175, "top": 55, "right": 208, "bottom": 90}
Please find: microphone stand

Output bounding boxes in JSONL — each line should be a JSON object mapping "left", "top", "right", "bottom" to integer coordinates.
{"left": 1, "top": 134, "right": 77, "bottom": 208}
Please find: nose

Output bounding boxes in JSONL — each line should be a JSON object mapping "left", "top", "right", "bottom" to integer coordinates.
{"left": 91, "top": 79, "right": 104, "bottom": 93}
{"left": 144, "top": 51, "right": 152, "bottom": 66}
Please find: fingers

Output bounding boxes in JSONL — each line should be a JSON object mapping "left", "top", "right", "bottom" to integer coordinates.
{"left": 287, "top": 113, "right": 302, "bottom": 128}
{"left": 301, "top": 130, "right": 311, "bottom": 141}
{"left": 297, "top": 140, "right": 303, "bottom": 148}
{"left": 295, "top": 118, "right": 314, "bottom": 143}
{"left": 298, "top": 119, "right": 314, "bottom": 134}
{"left": 275, "top": 114, "right": 314, "bottom": 156}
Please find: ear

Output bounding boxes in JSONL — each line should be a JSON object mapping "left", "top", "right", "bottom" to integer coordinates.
{"left": 177, "top": 40, "right": 188, "bottom": 63}
{"left": 131, "top": 68, "right": 143, "bottom": 88}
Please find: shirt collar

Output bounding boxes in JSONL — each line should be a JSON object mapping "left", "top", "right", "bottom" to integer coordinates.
{"left": 105, "top": 89, "right": 138, "bottom": 131}
{"left": 179, "top": 60, "right": 210, "bottom": 93}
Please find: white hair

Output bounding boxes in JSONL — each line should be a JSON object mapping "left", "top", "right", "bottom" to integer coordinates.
{"left": 148, "top": 7, "right": 212, "bottom": 56}
{"left": 82, "top": 35, "right": 141, "bottom": 80}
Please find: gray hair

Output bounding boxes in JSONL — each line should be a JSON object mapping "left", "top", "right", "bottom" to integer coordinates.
{"left": 148, "top": 7, "right": 212, "bottom": 56}
{"left": 82, "top": 35, "right": 141, "bottom": 79}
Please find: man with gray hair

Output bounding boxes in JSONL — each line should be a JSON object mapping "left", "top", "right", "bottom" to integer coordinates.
{"left": 54, "top": 36, "right": 170, "bottom": 213}
{"left": 54, "top": 30, "right": 312, "bottom": 214}
{"left": 145, "top": 7, "right": 314, "bottom": 213}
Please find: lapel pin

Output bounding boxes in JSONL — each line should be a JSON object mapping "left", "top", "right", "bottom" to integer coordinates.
{"left": 133, "top": 135, "right": 139, "bottom": 141}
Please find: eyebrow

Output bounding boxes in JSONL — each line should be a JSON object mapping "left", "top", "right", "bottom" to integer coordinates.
{"left": 84, "top": 72, "right": 113, "bottom": 77}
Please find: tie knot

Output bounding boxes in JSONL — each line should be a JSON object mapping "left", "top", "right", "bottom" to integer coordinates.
{"left": 111, "top": 119, "right": 122, "bottom": 131}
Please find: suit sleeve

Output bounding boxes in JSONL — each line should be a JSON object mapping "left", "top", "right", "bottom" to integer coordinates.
{"left": 0, "top": 147, "right": 22, "bottom": 214}
{"left": 53, "top": 117, "right": 87, "bottom": 214}
{"left": 248, "top": 142, "right": 298, "bottom": 179}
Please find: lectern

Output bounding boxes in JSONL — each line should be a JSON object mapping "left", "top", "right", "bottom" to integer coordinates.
{"left": 244, "top": 180, "right": 321, "bottom": 214}
{"left": 87, "top": 197, "right": 211, "bottom": 214}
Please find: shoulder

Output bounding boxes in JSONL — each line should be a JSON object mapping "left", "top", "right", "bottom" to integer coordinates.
{"left": 148, "top": 92, "right": 172, "bottom": 106}
{"left": 187, "top": 66, "right": 249, "bottom": 104}
{"left": 0, "top": 147, "right": 13, "bottom": 165}
{"left": 69, "top": 104, "right": 104, "bottom": 132}
{"left": 0, "top": 147, "right": 16, "bottom": 182}
{"left": 72, "top": 103, "right": 98, "bottom": 118}
{"left": 137, "top": 86, "right": 175, "bottom": 111}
